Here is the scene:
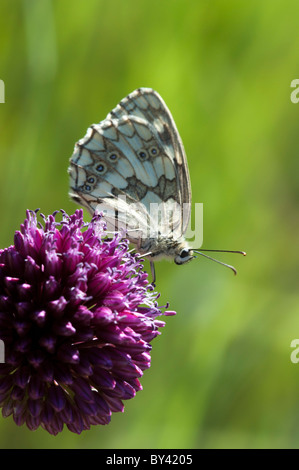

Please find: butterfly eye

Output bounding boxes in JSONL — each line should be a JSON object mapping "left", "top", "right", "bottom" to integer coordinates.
{"left": 84, "top": 184, "right": 91, "bottom": 192}
{"left": 138, "top": 149, "right": 149, "bottom": 161}
{"left": 149, "top": 146, "right": 159, "bottom": 156}
{"left": 108, "top": 152, "right": 118, "bottom": 162}
{"left": 180, "top": 249, "right": 190, "bottom": 259}
{"left": 87, "top": 177, "right": 95, "bottom": 184}
{"left": 95, "top": 163, "right": 107, "bottom": 174}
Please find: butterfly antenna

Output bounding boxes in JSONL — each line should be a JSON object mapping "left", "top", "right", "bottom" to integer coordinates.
{"left": 198, "top": 249, "right": 246, "bottom": 256}
{"left": 193, "top": 250, "right": 246, "bottom": 275}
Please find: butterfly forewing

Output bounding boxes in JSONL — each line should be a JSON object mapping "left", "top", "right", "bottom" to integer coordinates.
{"left": 69, "top": 88, "right": 192, "bottom": 258}
{"left": 107, "top": 88, "right": 191, "bottom": 227}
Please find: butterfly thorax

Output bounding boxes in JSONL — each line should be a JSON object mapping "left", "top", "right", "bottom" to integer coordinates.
{"left": 138, "top": 236, "right": 194, "bottom": 265}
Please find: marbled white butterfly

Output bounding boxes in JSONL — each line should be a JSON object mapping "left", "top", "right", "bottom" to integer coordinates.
{"left": 68, "top": 88, "right": 245, "bottom": 282}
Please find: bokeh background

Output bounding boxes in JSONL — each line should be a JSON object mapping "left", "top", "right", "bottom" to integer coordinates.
{"left": 0, "top": 0, "right": 299, "bottom": 449}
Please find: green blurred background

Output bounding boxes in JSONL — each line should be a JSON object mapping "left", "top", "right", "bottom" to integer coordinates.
{"left": 0, "top": 0, "right": 299, "bottom": 449}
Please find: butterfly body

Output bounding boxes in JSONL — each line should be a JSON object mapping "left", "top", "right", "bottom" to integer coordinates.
{"left": 137, "top": 236, "right": 194, "bottom": 265}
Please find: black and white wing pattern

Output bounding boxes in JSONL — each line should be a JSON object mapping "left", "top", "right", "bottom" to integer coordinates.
{"left": 69, "top": 88, "right": 192, "bottom": 261}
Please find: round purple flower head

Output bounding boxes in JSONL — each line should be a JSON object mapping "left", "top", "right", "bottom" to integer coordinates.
{"left": 0, "top": 209, "right": 175, "bottom": 435}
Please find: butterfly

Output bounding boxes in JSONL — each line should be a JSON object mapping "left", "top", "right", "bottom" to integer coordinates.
{"left": 68, "top": 88, "right": 245, "bottom": 283}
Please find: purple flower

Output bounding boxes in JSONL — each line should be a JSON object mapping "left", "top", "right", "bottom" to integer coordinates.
{"left": 0, "top": 209, "right": 175, "bottom": 435}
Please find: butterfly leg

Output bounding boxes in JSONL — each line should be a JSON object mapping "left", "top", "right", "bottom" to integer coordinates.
{"left": 150, "top": 261, "right": 156, "bottom": 287}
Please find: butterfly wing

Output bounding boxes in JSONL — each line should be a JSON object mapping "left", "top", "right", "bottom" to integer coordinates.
{"left": 69, "top": 88, "right": 191, "bottom": 245}
{"left": 108, "top": 88, "right": 192, "bottom": 233}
